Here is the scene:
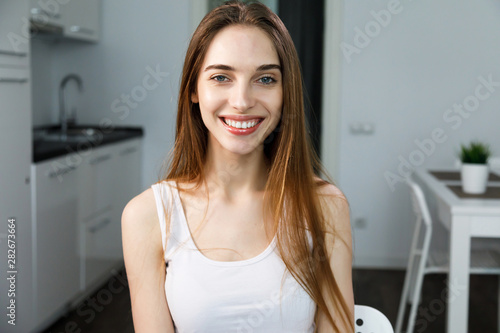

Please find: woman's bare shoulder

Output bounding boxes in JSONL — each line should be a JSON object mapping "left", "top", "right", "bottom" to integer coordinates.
{"left": 122, "top": 187, "right": 159, "bottom": 234}
{"left": 313, "top": 176, "right": 347, "bottom": 200}
{"left": 313, "top": 176, "right": 350, "bottom": 232}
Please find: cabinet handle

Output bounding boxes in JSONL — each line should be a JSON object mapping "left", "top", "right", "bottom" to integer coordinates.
{"left": 0, "top": 50, "right": 27, "bottom": 57}
{"left": 0, "top": 78, "right": 28, "bottom": 84}
{"left": 47, "top": 165, "right": 76, "bottom": 179}
{"left": 70, "top": 26, "right": 94, "bottom": 35}
{"left": 89, "top": 154, "right": 111, "bottom": 165}
{"left": 31, "top": 7, "right": 61, "bottom": 19}
{"left": 89, "top": 218, "right": 111, "bottom": 234}
{"left": 119, "top": 147, "right": 138, "bottom": 156}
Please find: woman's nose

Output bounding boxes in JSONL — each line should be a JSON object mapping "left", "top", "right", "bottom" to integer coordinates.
{"left": 229, "top": 83, "right": 255, "bottom": 112}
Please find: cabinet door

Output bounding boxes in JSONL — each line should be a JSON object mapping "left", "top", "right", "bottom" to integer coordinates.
{"left": 84, "top": 210, "right": 118, "bottom": 289}
{"left": 29, "top": 0, "right": 64, "bottom": 30}
{"left": 0, "top": 68, "right": 31, "bottom": 242}
{"left": 0, "top": 68, "right": 33, "bottom": 332}
{"left": 62, "top": 0, "right": 100, "bottom": 42}
{"left": 0, "top": 69, "right": 31, "bottom": 209}
{"left": 107, "top": 139, "right": 142, "bottom": 260}
{"left": 114, "top": 139, "right": 142, "bottom": 210}
{"left": 111, "top": 139, "right": 142, "bottom": 260}
{"left": 79, "top": 145, "right": 114, "bottom": 221}
{"left": 0, "top": 1, "right": 29, "bottom": 67}
{"left": 32, "top": 156, "right": 80, "bottom": 327}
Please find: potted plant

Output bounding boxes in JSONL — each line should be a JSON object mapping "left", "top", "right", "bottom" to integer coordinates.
{"left": 458, "top": 141, "right": 491, "bottom": 194}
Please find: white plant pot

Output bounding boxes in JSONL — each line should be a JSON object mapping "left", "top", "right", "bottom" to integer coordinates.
{"left": 461, "top": 163, "right": 489, "bottom": 194}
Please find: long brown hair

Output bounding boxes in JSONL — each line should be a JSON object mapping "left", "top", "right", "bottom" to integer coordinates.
{"left": 159, "top": 1, "right": 353, "bottom": 330}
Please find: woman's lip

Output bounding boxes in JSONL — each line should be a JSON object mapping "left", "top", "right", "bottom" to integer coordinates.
{"left": 219, "top": 115, "right": 264, "bottom": 121}
{"left": 219, "top": 117, "right": 263, "bottom": 136}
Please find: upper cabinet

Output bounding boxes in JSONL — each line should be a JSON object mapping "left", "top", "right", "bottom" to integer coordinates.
{"left": 30, "top": 0, "right": 101, "bottom": 43}
{"left": 0, "top": 1, "right": 30, "bottom": 66}
{"left": 30, "top": 0, "right": 64, "bottom": 33}
{"left": 61, "top": 0, "right": 101, "bottom": 42}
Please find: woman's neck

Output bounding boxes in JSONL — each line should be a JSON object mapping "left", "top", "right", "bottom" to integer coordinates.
{"left": 203, "top": 139, "right": 269, "bottom": 200}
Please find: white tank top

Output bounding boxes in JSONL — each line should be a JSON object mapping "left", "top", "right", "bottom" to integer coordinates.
{"left": 151, "top": 180, "right": 316, "bottom": 333}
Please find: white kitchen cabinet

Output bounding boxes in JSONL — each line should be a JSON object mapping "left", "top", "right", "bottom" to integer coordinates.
{"left": 31, "top": 155, "right": 81, "bottom": 328}
{"left": 62, "top": 0, "right": 101, "bottom": 42}
{"left": 0, "top": 65, "right": 34, "bottom": 332}
{"left": 29, "top": 136, "right": 142, "bottom": 326}
{"left": 0, "top": 3, "right": 33, "bottom": 332}
{"left": 79, "top": 145, "right": 115, "bottom": 222}
{"left": 78, "top": 144, "right": 115, "bottom": 290}
{"left": 30, "top": 0, "right": 101, "bottom": 43}
{"left": 78, "top": 138, "right": 142, "bottom": 289}
{"left": 30, "top": 0, "right": 64, "bottom": 31}
{"left": 110, "top": 138, "right": 143, "bottom": 260}
{"left": 83, "top": 209, "right": 118, "bottom": 289}
{"left": 0, "top": 1, "right": 30, "bottom": 66}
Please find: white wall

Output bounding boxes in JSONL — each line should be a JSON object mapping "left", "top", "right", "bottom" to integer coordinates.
{"left": 333, "top": 0, "right": 500, "bottom": 267}
{"left": 31, "top": 0, "right": 194, "bottom": 189}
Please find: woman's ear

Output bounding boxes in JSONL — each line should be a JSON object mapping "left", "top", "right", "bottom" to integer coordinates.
{"left": 191, "top": 91, "right": 199, "bottom": 104}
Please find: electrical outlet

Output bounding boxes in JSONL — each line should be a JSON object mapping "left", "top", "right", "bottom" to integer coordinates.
{"left": 354, "top": 217, "right": 367, "bottom": 229}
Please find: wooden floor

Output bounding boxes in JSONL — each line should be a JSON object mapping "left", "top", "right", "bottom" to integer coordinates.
{"left": 353, "top": 269, "right": 498, "bottom": 333}
{"left": 43, "top": 267, "right": 497, "bottom": 332}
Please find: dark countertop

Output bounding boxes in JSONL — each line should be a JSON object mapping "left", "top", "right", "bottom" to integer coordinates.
{"left": 33, "top": 124, "right": 144, "bottom": 163}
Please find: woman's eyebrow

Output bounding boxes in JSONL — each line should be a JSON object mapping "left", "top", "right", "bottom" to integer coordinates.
{"left": 203, "top": 64, "right": 281, "bottom": 72}
{"left": 256, "top": 64, "right": 281, "bottom": 71}
{"left": 204, "top": 64, "right": 234, "bottom": 71}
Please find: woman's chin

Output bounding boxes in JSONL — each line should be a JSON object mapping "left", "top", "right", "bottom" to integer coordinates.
{"left": 223, "top": 142, "right": 262, "bottom": 156}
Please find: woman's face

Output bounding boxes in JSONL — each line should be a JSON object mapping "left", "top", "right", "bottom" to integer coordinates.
{"left": 192, "top": 25, "right": 283, "bottom": 156}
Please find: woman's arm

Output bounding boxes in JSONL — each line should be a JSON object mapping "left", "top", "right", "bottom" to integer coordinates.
{"left": 122, "top": 188, "right": 175, "bottom": 333}
{"left": 316, "top": 184, "right": 355, "bottom": 332}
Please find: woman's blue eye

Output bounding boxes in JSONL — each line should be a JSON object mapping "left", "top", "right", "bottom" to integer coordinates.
{"left": 259, "top": 76, "right": 275, "bottom": 84}
{"left": 213, "top": 75, "right": 227, "bottom": 82}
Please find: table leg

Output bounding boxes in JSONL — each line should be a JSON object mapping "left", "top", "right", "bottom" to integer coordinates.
{"left": 446, "top": 216, "right": 470, "bottom": 333}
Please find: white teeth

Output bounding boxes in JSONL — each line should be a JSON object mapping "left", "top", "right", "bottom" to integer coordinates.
{"left": 224, "top": 118, "right": 260, "bottom": 129}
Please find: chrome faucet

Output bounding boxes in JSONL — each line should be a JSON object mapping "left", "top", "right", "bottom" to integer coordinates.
{"left": 59, "top": 74, "right": 83, "bottom": 139}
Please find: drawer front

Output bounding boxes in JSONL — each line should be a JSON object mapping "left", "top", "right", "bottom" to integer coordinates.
{"left": 84, "top": 210, "right": 119, "bottom": 289}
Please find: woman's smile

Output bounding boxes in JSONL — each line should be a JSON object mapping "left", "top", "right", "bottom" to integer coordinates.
{"left": 218, "top": 115, "right": 264, "bottom": 135}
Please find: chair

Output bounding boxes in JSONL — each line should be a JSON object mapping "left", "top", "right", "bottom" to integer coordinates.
{"left": 489, "top": 156, "right": 500, "bottom": 172}
{"left": 355, "top": 305, "right": 394, "bottom": 333}
{"left": 396, "top": 176, "right": 500, "bottom": 333}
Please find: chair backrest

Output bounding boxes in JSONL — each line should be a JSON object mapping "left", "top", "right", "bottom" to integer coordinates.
{"left": 354, "top": 305, "right": 394, "bottom": 333}
{"left": 489, "top": 156, "right": 500, "bottom": 171}
{"left": 405, "top": 177, "right": 432, "bottom": 229}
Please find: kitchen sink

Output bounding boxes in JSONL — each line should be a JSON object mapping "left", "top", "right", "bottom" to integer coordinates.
{"left": 33, "top": 125, "right": 144, "bottom": 163}
{"left": 41, "top": 133, "right": 96, "bottom": 142}
{"left": 36, "top": 127, "right": 101, "bottom": 143}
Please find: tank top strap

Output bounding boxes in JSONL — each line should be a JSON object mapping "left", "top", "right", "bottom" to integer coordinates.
{"left": 151, "top": 180, "right": 192, "bottom": 262}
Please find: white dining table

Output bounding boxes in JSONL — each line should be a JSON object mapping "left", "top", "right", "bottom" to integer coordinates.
{"left": 414, "top": 168, "right": 500, "bottom": 333}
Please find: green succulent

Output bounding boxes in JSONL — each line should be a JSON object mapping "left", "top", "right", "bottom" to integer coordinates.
{"left": 458, "top": 141, "right": 491, "bottom": 164}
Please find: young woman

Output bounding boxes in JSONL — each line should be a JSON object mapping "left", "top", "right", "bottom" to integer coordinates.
{"left": 122, "top": 1, "right": 354, "bottom": 332}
